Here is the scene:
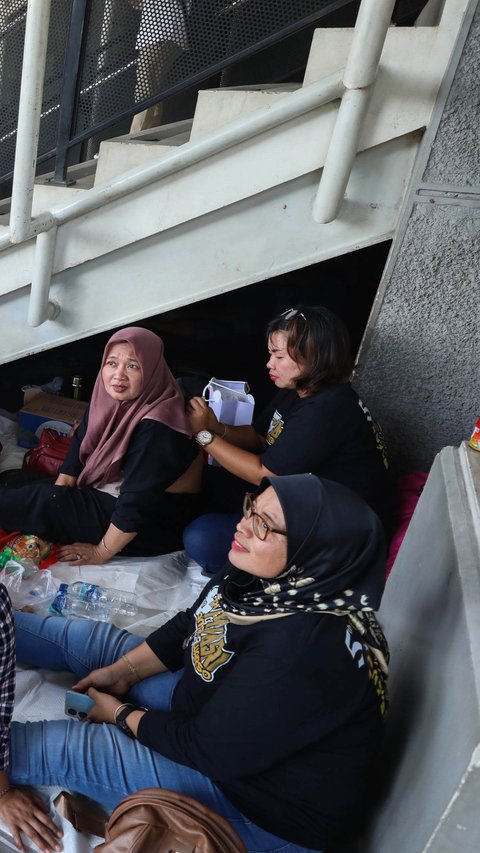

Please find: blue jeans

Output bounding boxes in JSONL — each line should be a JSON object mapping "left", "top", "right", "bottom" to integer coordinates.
{"left": 183, "top": 512, "right": 240, "bottom": 573}
{"left": 12, "top": 612, "right": 321, "bottom": 853}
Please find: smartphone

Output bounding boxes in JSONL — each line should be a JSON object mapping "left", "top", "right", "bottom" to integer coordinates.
{"left": 64, "top": 690, "right": 95, "bottom": 720}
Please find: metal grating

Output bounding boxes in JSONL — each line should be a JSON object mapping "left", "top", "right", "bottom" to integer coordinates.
{"left": 0, "top": 0, "right": 429, "bottom": 190}
{"left": 75, "top": 1, "right": 356, "bottom": 135}
{"left": 0, "top": 0, "right": 71, "bottom": 188}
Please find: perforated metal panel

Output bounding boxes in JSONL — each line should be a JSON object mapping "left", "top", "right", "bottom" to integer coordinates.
{"left": 0, "top": 0, "right": 428, "bottom": 189}
{"left": 75, "top": 1, "right": 356, "bottom": 135}
{"left": 0, "top": 0, "right": 70, "bottom": 186}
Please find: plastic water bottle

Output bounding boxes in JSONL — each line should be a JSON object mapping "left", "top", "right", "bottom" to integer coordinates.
{"left": 50, "top": 582, "right": 137, "bottom": 622}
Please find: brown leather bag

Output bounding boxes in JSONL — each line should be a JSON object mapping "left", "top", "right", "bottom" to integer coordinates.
{"left": 95, "top": 788, "right": 247, "bottom": 853}
{"left": 23, "top": 428, "right": 71, "bottom": 477}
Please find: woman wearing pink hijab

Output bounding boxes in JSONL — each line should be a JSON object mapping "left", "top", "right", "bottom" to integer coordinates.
{"left": 0, "top": 328, "right": 201, "bottom": 564}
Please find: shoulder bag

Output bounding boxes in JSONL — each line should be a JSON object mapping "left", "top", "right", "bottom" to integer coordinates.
{"left": 95, "top": 787, "right": 247, "bottom": 853}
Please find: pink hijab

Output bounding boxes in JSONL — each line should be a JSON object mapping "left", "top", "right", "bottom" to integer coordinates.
{"left": 77, "top": 327, "right": 191, "bottom": 488}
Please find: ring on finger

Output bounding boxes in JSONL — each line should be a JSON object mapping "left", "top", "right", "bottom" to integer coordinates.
{"left": 76, "top": 553, "right": 82, "bottom": 560}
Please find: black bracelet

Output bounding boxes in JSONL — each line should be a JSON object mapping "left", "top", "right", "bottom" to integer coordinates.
{"left": 114, "top": 703, "right": 146, "bottom": 739}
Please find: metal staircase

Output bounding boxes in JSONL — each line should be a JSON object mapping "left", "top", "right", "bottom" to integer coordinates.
{"left": 0, "top": 0, "right": 468, "bottom": 362}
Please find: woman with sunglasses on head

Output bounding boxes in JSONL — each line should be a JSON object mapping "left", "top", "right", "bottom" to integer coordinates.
{"left": 185, "top": 304, "right": 392, "bottom": 573}
{"left": 0, "top": 327, "right": 202, "bottom": 565}
{"left": 11, "top": 474, "right": 388, "bottom": 852}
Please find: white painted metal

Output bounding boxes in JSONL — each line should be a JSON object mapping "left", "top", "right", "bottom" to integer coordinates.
{"left": 9, "top": 0, "right": 52, "bottom": 244}
{"left": 313, "top": 85, "right": 373, "bottom": 224}
{"left": 0, "top": 71, "right": 344, "bottom": 252}
{"left": 0, "top": 133, "right": 421, "bottom": 362}
{"left": 343, "top": 0, "right": 397, "bottom": 88}
{"left": 28, "top": 228, "right": 59, "bottom": 326}
{"left": 0, "top": 0, "right": 466, "bottom": 357}
{"left": 0, "top": 20, "right": 446, "bottom": 298}
{"left": 314, "top": 0, "right": 396, "bottom": 223}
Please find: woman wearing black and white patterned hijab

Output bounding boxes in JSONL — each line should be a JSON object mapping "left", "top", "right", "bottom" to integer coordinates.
{"left": 220, "top": 473, "right": 389, "bottom": 672}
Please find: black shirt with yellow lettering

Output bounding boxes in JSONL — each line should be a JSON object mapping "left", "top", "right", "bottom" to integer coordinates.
{"left": 140, "top": 578, "right": 385, "bottom": 850}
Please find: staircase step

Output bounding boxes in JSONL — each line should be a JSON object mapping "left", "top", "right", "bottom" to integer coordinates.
{"left": 32, "top": 183, "right": 89, "bottom": 216}
{"left": 304, "top": 25, "right": 444, "bottom": 152}
{"left": 190, "top": 84, "right": 301, "bottom": 141}
{"left": 94, "top": 120, "right": 193, "bottom": 186}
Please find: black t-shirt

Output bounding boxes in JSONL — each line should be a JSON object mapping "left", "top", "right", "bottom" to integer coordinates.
{"left": 138, "top": 579, "right": 386, "bottom": 850}
{"left": 60, "top": 408, "right": 197, "bottom": 532}
{"left": 255, "top": 384, "right": 392, "bottom": 531}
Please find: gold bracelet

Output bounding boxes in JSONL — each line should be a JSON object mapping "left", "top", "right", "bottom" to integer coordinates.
{"left": 121, "top": 654, "right": 140, "bottom": 683}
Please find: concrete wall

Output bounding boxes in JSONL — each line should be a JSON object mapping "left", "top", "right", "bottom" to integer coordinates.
{"left": 364, "top": 444, "right": 480, "bottom": 852}
{"left": 355, "top": 0, "right": 480, "bottom": 473}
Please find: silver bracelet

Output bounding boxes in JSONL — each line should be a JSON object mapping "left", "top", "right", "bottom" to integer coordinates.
{"left": 113, "top": 703, "right": 129, "bottom": 724}
{"left": 218, "top": 423, "right": 228, "bottom": 438}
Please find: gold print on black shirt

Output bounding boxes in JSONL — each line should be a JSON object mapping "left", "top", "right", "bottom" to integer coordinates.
{"left": 357, "top": 398, "right": 389, "bottom": 470}
{"left": 191, "top": 587, "right": 234, "bottom": 682}
{"left": 266, "top": 409, "right": 284, "bottom": 446}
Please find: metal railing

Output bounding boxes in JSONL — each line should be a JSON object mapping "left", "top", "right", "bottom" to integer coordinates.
{"left": 2, "top": 0, "right": 428, "bottom": 327}
{"left": 0, "top": 0, "right": 360, "bottom": 193}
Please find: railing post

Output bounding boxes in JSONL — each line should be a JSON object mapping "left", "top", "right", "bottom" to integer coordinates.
{"left": 9, "top": 0, "right": 52, "bottom": 244}
{"left": 28, "top": 229, "right": 61, "bottom": 327}
{"left": 51, "top": 0, "right": 92, "bottom": 186}
{"left": 313, "top": 0, "right": 397, "bottom": 224}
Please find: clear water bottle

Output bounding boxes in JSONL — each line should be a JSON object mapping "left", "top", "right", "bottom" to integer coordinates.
{"left": 50, "top": 582, "right": 137, "bottom": 622}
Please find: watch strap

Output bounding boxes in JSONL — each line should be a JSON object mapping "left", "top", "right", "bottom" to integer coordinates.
{"left": 115, "top": 704, "right": 142, "bottom": 739}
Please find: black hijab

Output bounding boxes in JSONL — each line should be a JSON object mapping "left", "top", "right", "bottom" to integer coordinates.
{"left": 219, "top": 474, "right": 386, "bottom": 617}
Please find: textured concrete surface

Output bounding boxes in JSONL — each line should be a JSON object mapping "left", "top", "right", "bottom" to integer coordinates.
{"left": 354, "top": 202, "right": 480, "bottom": 472}
{"left": 356, "top": 1, "right": 480, "bottom": 473}
{"left": 423, "top": 3, "right": 480, "bottom": 185}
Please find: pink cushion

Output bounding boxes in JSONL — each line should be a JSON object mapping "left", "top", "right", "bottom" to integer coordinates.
{"left": 386, "top": 472, "right": 428, "bottom": 578}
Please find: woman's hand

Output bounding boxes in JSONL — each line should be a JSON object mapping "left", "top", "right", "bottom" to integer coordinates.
{"left": 74, "top": 662, "right": 131, "bottom": 698}
{"left": 54, "top": 473, "right": 77, "bottom": 488}
{"left": 0, "top": 789, "right": 63, "bottom": 853}
{"left": 187, "top": 397, "right": 218, "bottom": 434}
{"left": 56, "top": 543, "right": 107, "bottom": 566}
{"left": 84, "top": 688, "right": 121, "bottom": 725}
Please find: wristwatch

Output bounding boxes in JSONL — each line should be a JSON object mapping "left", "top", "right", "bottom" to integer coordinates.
{"left": 194, "top": 429, "right": 214, "bottom": 447}
{"left": 115, "top": 704, "right": 142, "bottom": 739}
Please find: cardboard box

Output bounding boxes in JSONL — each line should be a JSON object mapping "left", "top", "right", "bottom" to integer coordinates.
{"left": 18, "top": 392, "right": 87, "bottom": 448}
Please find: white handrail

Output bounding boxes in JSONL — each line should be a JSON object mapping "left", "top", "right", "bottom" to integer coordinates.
{"left": 0, "top": 70, "right": 345, "bottom": 251}
{"left": 9, "top": 0, "right": 52, "bottom": 244}
{"left": 313, "top": 0, "right": 397, "bottom": 223}
{"left": 4, "top": 0, "right": 397, "bottom": 324}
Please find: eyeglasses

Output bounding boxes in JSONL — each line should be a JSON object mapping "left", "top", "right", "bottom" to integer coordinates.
{"left": 280, "top": 307, "right": 306, "bottom": 321}
{"left": 242, "top": 493, "right": 288, "bottom": 541}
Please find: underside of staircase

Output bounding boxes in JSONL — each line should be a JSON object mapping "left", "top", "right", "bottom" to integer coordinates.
{"left": 0, "top": 0, "right": 467, "bottom": 363}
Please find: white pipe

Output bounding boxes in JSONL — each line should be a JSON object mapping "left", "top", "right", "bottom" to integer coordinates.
{"left": 313, "top": 0, "right": 395, "bottom": 223}
{"left": 313, "top": 86, "right": 373, "bottom": 223}
{"left": 10, "top": 0, "right": 52, "bottom": 244}
{"left": 343, "top": 0, "right": 397, "bottom": 89}
{"left": 28, "top": 228, "right": 58, "bottom": 326}
{"left": 0, "top": 71, "right": 344, "bottom": 251}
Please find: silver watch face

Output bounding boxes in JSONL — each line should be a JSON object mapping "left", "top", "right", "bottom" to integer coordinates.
{"left": 196, "top": 430, "right": 213, "bottom": 446}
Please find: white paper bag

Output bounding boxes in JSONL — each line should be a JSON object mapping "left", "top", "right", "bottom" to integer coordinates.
{"left": 202, "top": 378, "right": 255, "bottom": 464}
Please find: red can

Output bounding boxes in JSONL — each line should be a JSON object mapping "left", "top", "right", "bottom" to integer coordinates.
{"left": 468, "top": 418, "right": 480, "bottom": 451}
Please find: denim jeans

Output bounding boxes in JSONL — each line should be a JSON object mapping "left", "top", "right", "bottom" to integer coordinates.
{"left": 183, "top": 512, "right": 240, "bottom": 573}
{"left": 11, "top": 612, "right": 322, "bottom": 853}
